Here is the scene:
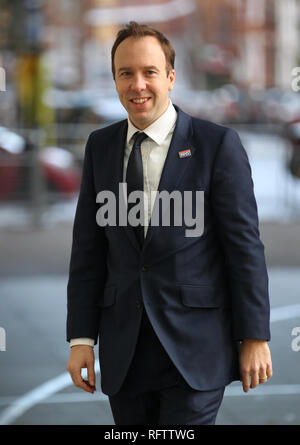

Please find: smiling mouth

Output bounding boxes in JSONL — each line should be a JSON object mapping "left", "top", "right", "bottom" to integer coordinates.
{"left": 130, "top": 97, "right": 151, "bottom": 104}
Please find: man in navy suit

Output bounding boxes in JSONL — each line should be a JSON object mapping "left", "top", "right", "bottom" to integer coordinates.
{"left": 66, "top": 22, "right": 272, "bottom": 425}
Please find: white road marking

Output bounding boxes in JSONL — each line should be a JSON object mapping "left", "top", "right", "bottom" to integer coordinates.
{"left": 0, "top": 364, "right": 100, "bottom": 425}
{"left": 0, "top": 303, "right": 299, "bottom": 425}
{"left": 0, "top": 391, "right": 108, "bottom": 406}
{"left": 225, "top": 384, "right": 300, "bottom": 396}
{"left": 270, "top": 304, "right": 300, "bottom": 322}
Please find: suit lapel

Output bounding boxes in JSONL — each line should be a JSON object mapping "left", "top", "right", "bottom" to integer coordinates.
{"left": 143, "top": 105, "right": 195, "bottom": 249}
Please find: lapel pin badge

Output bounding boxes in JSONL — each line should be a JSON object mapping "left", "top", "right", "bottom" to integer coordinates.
{"left": 178, "top": 149, "right": 191, "bottom": 159}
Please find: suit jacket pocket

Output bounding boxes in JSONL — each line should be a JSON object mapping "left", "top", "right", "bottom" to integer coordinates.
{"left": 98, "top": 286, "right": 116, "bottom": 308}
{"left": 178, "top": 284, "right": 227, "bottom": 308}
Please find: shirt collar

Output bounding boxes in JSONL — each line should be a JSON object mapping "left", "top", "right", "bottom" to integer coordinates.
{"left": 127, "top": 99, "right": 177, "bottom": 146}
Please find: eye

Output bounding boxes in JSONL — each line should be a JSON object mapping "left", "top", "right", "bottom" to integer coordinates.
{"left": 120, "top": 72, "right": 131, "bottom": 77}
{"left": 146, "top": 70, "right": 155, "bottom": 75}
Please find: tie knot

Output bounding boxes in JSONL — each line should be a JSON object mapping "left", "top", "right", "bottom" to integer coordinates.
{"left": 133, "top": 132, "right": 148, "bottom": 148}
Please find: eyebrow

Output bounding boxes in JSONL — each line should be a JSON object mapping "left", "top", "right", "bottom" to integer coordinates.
{"left": 117, "top": 65, "right": 160, "bottom": 74}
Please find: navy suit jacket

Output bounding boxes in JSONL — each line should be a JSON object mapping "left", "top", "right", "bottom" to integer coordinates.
{"left": 67, "top": 104, "right": 271, "bottom": 396}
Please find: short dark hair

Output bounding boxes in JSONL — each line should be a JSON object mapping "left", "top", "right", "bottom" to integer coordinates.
{"left": 111, "top": 21, "right": 175, "bottom": 79}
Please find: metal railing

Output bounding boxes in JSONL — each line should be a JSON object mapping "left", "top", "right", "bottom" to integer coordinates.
{"left": 0, "top": 122, "right": 299, "bottom": 228}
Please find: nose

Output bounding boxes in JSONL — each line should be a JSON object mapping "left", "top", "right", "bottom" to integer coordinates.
{"left": 130, "top": 73, "right": 147, "bottom": 92}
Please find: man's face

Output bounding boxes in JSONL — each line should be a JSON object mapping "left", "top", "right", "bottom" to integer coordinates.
{"left": 114, "top": 36, "right": 175, "bottom": 130}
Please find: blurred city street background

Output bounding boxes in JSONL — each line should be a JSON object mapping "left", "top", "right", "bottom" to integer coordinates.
{"left": 0, "top": 0, "right": 300, "bottom": 425}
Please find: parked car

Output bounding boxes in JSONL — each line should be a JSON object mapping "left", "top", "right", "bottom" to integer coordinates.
{"left": 0, "top": 126, "right": 81, "bottom": 201}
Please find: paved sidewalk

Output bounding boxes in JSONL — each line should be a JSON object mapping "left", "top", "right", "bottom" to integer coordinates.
{"left": 0, "top": 219, "right": 299, "bottom": 279}
{"left": 0, "top": 268, "right": 299, "bottom": 425}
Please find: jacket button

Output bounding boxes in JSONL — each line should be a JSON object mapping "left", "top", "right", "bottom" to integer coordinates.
{"left": 141, "top": 265, "right": 148, "bottom": 272}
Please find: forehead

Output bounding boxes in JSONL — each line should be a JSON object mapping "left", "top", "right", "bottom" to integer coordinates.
{"left": 114, "top": 36, "right": 166, "bottom": 67}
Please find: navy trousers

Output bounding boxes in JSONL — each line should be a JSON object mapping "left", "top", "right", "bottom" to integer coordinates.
{"left": 108, "top": 307, "right": 225, "bottom": 425}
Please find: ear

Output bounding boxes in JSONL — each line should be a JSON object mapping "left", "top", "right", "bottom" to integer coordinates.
{"left": 168, "top": 69, "right": 175, "bottom": 91}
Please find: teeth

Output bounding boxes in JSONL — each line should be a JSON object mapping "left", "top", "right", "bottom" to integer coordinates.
{"left": 132, "top": 98, "right": 148, "bottom": 103}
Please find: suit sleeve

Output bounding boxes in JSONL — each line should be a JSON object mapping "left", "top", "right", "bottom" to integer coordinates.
{"left": 211, "top": 128, "right": 270, "bottom": 341}
{"left": 66, "top": 132, "right": 108, "bottom": 345}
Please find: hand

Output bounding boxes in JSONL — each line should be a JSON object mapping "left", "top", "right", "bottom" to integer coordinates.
{"left": 66, "top": 345, "right": 96, "bottom": 393}
{"left": 239, "top": 339, "right": 272, "bottom": 393}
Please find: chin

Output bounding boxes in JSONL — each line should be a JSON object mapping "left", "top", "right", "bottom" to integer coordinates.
{"left": 131, "top": 113, "right": 152, "bottom": 125}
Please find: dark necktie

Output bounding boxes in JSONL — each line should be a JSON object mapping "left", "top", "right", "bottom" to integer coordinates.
{"left": 126, "top": 131, "right": 148, "bottom": 247}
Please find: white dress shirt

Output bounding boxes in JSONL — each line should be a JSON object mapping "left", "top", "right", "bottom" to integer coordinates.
{"left": 70, "top": 99, "right": 178, "bottom": 348}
